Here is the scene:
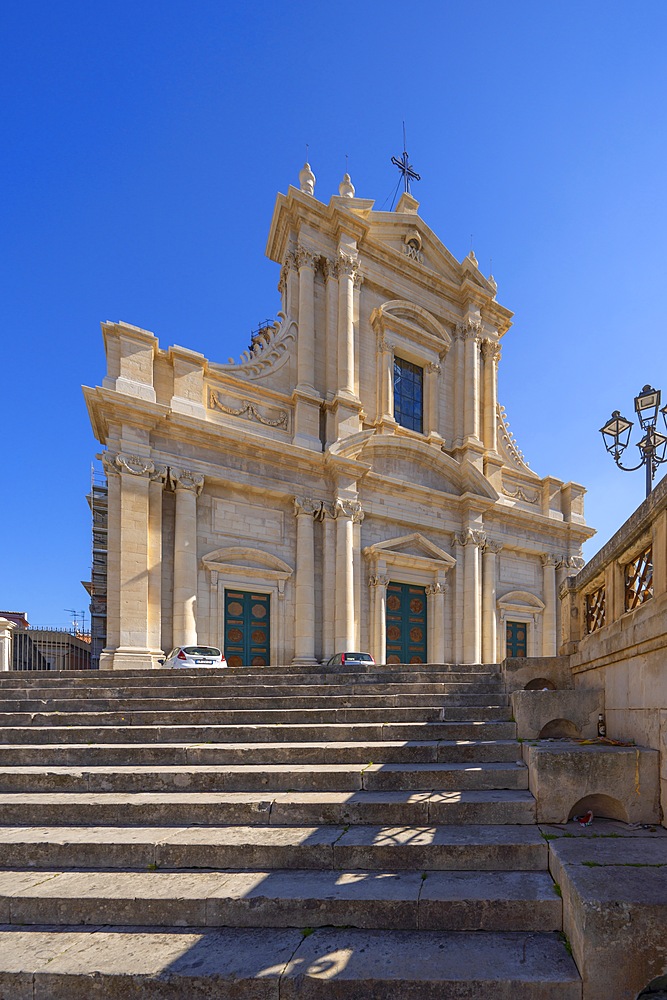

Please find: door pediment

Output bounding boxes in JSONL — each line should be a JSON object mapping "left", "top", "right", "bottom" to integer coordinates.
{"left": 364, "top": 532, "right": 456, "bottom": 575}
{"left": 202, "top": 546, "right": 293, "bottom": 582}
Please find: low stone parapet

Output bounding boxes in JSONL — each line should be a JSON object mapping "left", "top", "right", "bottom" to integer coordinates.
{"left": 511, "top": 689, "right": 603, "bottom": 740}
{"left": 502, "top": 656, "right": 573, "bottom": 693}
{"left": 522, "top": 741, "right": 660, "bottom": 825}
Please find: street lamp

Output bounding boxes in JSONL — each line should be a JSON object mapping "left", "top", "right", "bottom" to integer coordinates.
{"left": 600, "top": 385, "right": 667, "bottom": 498}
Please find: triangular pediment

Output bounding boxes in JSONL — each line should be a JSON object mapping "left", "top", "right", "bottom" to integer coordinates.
{"left": 372, "top": 533, "right": 455, "bottom": 564}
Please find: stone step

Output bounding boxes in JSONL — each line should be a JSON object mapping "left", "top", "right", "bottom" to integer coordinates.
{"left": 0, "top": 925, "right": 582, "bottom": 998}
{"left": 0, "top": 738, "right": 522, "bottom": 766}
{"left": 0, "top": 679, "right": 505, "bottom": 699}
{"left": 0, "top": 662, "right": 501, "bottom": 680}
{"left": 0, "top": 705, "right": 512, "bottom": 727}
{"left": 0, "top": 823, "right": 548, "bottom": 871}
{"left": 0, "top": 761, "right": 528, "bottom": 794}
{"left": 0, "top": 693, "right": 510, "bottom": 713}
{"left": 0, "top": 868, "right": 562, "bottom": 931}
{"left": 0, "top": 789, "right": 536, "bottom": 826}
{"left": 0, "top": 719, "right": 517, "bottom": 744}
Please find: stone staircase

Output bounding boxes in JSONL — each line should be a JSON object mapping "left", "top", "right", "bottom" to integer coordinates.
{"left": 0, "top": 663, "right": 582, "bottom": 998}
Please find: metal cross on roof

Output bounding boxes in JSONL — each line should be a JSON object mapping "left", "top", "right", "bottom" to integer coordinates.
{"left": 391, "top": 124, "right": 421, "bottom": 194}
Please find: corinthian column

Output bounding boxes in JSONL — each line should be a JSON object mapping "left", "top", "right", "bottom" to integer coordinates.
{"left": 459, "top": 320, "right": 481, "bottom": 443}
{"left": 458, "top": 528, "right": 486, "bottom": 662}
{"left": 148, "top": 466, "right": 167, "bottom": 657}
{"left": 426, "top": 582, "right": 446, "bottom": 663}
{"left": 171, "top": 468, "right": 203, "bottom": 648}
{"left": 296, "top": 245, "right": 317, "bottom": 392}
{"left": 334, "top": 499, "right": 363, "bottom": 651}
{"left": 481, "top": 339, "right": 500, "bottom": 453}
{"left": 482, "top": 540, "right": 503, "bottom": 663}
{"left": 337, "top": 253, "right": 358, "bottom": 397}
{"left": 292, "top": 497, "right": 318, "bottom": 664}
{"left": 541, "top": 554, "right": 558, "bottom": 656}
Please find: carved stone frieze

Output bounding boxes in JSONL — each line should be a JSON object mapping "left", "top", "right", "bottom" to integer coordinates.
{"left": 209, "top": 390, "right": 289, "bottom": 429}
{"left": 502, "top": 483, "right": 539, "bottom": 504}
{"left": 169, "top": 468, "right": 204, "bottom": 495}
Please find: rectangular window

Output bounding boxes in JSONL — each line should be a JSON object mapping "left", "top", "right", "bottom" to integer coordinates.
{"left": 393, "top": 356, "right": 423, "bottom": 433}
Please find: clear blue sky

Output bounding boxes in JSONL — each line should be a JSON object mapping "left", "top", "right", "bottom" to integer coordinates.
{"left": 2, "top": 1, "right": 666, "bottom": 627}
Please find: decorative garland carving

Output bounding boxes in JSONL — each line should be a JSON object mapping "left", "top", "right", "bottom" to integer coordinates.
{"left": 502, "top": 483, "right": 539, "bottom": 504}
{"left": 209, "top": 390, "right": 289, "bottom": 429}
{"left": 103, "top": 453, "right": 156, "bottom": 478}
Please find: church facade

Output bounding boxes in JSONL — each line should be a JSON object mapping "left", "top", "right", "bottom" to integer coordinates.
{"left": 84, "top": 167, "right": 594, "bottom": 670}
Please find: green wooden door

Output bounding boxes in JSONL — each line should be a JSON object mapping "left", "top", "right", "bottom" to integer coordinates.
{"left": 385, "top": 583, "right": 427, "bottom": 664}
{"left": 224, "top": 590, "right": 270, "bottom": 667}
{"left": 506, "top": 620, "right": 527, "bottom": 657}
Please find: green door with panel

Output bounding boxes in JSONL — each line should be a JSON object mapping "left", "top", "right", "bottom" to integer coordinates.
{"left": 385, "top": 582, "right": 427, "bottom": 664}
{"left": 224, "top": 590, "right": 270, "bottom": 667}
{"left": 506, "top": 620, "right": 527, "bottom": 657}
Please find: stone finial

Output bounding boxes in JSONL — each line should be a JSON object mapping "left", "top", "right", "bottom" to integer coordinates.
{"left": 339, "top": 172, "right": 355, "bottom": 198}
{"left": 299, "top": 162, "right": 315, "bottom": 196}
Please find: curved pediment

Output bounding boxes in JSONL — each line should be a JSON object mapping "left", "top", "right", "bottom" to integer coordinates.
{"left": 347, "top": 434, "right": 497, "bottom": 501}
{"left": 498, "top": 590, "right": 545, "bottom": 611}
{"left": 371, "top": 300, "right": 452, "bottom": 355}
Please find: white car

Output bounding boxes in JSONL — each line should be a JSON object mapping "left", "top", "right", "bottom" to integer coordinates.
{"left": 160, "top": 646, "right": 227, "bottom": 668}
{"left": 325, "top": 652, "right": 375, "bottom": 667}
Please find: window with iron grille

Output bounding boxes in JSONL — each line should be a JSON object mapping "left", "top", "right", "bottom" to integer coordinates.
{"left": 585, "top": 584, "right": 606, "bottom": 634}
{"left": 624, "top": 545, "right": 653, "bottom": 612}
{"left": 394, "top": 356, "right": 423, "bottom": 433}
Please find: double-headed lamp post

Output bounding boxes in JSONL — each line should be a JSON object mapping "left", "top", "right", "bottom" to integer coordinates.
{"left": 600, "top": 385, "right": 667, "bottom": 499}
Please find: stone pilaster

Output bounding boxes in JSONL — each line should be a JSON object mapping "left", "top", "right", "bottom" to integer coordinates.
{"left": 321, "top": 504, "right": 336, "bottom": 658}
{"left": 377, "top": 336, "right": 395, "bottom": 426}
{"left": 542, "top": 553, "right": 559, "bottom": 656}
{"left": 337, "top": 252, "right": 358, "bottom": 398}
{"left": 101, "top": 452, "right": 161, "bottom": 670}
{"left": 459, "top": 320, "right": 482, "bottom": 445}
{"left": 368, "top": 575, "right": 389, "bottom": 665}
{"left": 481, "top": 339, "right": 501, "bottom": 453}
{"left": 171, "top": 468, "right": 204, "bottom": 649}
{"left": 292, "top": 497, "right": 319, "bottom": 665}
{"left": 293, "top": 244, "right": 321, "bottom": 451}
{"left": 482, "top": 540, "right": 503, "bottom": 663}
{"left": 425, "top": 362, "right": 442, "bottom": 440}
{"left": 148, "top": 466, "right": 167, "bottom": 656}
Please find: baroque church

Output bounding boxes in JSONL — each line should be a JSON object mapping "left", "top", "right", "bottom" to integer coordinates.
{"left": 84, "top": 163, "right": 594, "bottom": 670}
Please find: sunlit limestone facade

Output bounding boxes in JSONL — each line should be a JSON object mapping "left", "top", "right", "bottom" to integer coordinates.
{"left": 84, "top": 169, "right": 594, "bottom": 670}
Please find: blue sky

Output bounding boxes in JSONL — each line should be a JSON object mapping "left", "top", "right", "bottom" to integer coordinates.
{"left": 2, "top": 1, "right": 666, "bottom": 627}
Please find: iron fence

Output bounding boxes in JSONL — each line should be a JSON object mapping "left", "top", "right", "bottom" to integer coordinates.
{"left": 11, "top": 627, "right": 95, "bottom": 671}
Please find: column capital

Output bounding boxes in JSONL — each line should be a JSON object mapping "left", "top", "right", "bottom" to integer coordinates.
{"left": 149, "top": 465, "right": 168, "bottom": 485}
{"left": 321, "top": 257, "right": 339, "bottom": 282}
{"left": 456, "top": 528, "right": 486, "bottom": 548}
{"left": 334, "top": 498, "right": 364, "bottom": 523}
{"left": 293, "top": 496, "right": 322, "bottom": 517}
{"left": 456, "top": 318, "right": 482, "bottom": 341}
{"left": 426, "top": 582, "right": 446, "bottom": 596}
{"left": 337, "top": 252, "right": 359, "bottom": 279}
{"left": 376, "top": 336, "right": 394, "bottom": 355}
{"left": 426, "top": 361, "right": 441, "bottom": 375}
{"left": 541, "top": 553, "right": 559, "bottom": 568}
{"left": 368, "top": 575, "right": 390, "bottom": 589}
{"left": 296, "top": 245, "right": 318, "bottom": 270}
{"left": 484, "top": 539, "right": 503, "bottom": 554}
{"left": 481, "top": 338, "right": 501, "bottom": 363}
{"left": 170, "top": 468, "right": 204, "bottom": 494}
{"left": 105, "top": 452, "right": 157, "bottom": 478}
